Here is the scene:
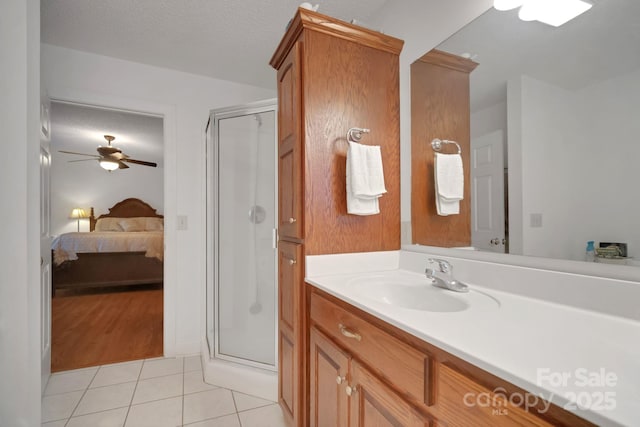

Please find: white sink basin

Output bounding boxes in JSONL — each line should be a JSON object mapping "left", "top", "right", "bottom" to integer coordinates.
{"left": 347, "top": 272, "right": 499, "bottom": 312}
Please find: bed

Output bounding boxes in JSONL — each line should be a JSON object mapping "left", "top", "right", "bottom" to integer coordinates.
{"left": 51, "top": 198, "right": 164, "bottom": 294}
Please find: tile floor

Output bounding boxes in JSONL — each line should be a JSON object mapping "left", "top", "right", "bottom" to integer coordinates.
{"left": 41, "top": 356, "right": 286, "bottom": 427}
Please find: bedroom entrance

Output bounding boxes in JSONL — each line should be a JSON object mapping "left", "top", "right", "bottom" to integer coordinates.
{"left": 49, "top": 101, "right": 165, "bottom": 371}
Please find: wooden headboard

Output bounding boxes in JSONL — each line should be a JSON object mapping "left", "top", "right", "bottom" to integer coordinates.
{"left": 89, "top": 198, "right": 164, "bottom": 231}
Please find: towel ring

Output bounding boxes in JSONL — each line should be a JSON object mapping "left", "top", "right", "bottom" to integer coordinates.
{"left": 431, "top": 138, "right": 462, "bottom": 154}
{"left": 347, "top": 127, "right": 370, "bottom": 143}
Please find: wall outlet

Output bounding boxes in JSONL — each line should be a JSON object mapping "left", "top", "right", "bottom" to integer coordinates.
{"left": 530, "top": 213, "right": 543, "bottom": 228}
{"left": 177, "top": 215, "right": 188, "bottom": 230}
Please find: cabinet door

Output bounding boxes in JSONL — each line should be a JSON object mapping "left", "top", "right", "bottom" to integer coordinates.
{"left": 277, "top": 41, "right": 303, "bottom": 240}
{"left": 278, "top": 241, "right": 303, "bottom": 426}
{"left": 310, "top": 327, "right": 350, "bottom": 427}
{"left": 438, "top": 364, "right": 553, "bottom": 426}
{"left": 349, "top": 360, "right": 432, "bottom": 427}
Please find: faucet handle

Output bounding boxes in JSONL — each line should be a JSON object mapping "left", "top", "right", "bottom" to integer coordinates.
{"left": 427, "top": 258, "right": 452, "bottom": 274}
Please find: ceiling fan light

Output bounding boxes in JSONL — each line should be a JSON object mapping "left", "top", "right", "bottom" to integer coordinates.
{"left": 99, "top": 159, "right": 119, "bottom": 171}
{"left": 517, "top": 1, "right": 541, "bottom": 21}
{"left": 533, "top": 0, "right": 592, "bottom": 27}
{"left": 493, "top": 0, "right": 524, "bottom": 11}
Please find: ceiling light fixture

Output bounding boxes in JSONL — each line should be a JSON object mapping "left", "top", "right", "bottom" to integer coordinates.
{"left": 494, "top": 0, "right": 592, "bottom": 27}
{"left": 99, "top": 159, "right": 119, "bottom": 171}
{"left": 493, "top": 0, "right": 524, "bottom": 11}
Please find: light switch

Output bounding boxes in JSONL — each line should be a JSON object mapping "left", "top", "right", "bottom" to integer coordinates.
{"left": 177, "top": 215, "right": 188, "bottom": 230}
{"left": 530, "top": 213, "right": 543, "bottom": 228}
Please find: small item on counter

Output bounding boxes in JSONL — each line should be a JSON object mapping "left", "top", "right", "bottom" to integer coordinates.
{"left": 585, "top": 241, "right": 596, "bottom": 262}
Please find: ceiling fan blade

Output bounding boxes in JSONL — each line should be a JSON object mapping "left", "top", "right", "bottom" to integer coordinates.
{"left": 123, "top": 158, "right": 157, "bottom": 167}
{"left": 118, "top": 161, "right": 130, "bottom": 169}
{"left": 68, "top": 158, "right": 99, "bottom": 163}
{"left": 59, "top": 150, "right": 100, "bottom": 158}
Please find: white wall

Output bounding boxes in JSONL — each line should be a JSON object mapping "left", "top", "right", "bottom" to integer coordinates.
{"left": 0, "top": 0, "right": 42, "bottom": 425}
{"left": 42, "top": 44, "right": 276, "bottom": 355}
{"left": 368, "top": 0, "right": 494, "bottom": 222}
{"left": 50, "top": 148, "right": 164, "bottom": 235}
{"left": 509, "top": 70, "right": 640, "bottom": 261}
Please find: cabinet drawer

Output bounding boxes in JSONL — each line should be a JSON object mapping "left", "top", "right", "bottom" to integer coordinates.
{"left": 310, "top": 291, "right": 434, "bottom": 409}
{"left": 438, "top": 364, "right": 553, "bottom": 426}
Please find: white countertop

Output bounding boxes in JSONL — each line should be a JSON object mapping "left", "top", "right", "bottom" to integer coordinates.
{"left": 306, "top": 266, "right": 640, "bottom": 426}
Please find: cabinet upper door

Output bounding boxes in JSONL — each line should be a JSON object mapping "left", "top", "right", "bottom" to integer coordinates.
{"left": 310, "top": 327, "right": 350, "bottom": 427}
{"left": 277, "top": 41, "right": 303, "bottom": 240}
{"left": 349, "top": 360, "right": 432, "bottom": 427}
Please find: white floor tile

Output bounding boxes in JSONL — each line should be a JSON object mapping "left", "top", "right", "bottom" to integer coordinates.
{"left": 41, "top": 420, "right": 67, "bottom": 427}
{"left": 125, "top": 396, "right": 182, "bottom": 427}
{"left": 91, "top": 361, "right": 143, "bottom": 388}
{"left": 66, "top": 407, "right": 128, "bottom": 427}
{"left": 139, "top": 357, "right": 183, "bottom": 380}
{"left": 183, "top": 388, "right": 236, "bottom": 425}
{"left": 184, "top": 414, "right": 241, "bottom": 427}
{"left": 42, "top": 391, "right": 84, "bottom": 423}
{"left": 238, "top": 404, "right": 286, "bottom": 427}
{"left": 45, "top": 367, "right": 98, "bottom": 395}
{"left": 74, "top": 381, "right": 136, "bottom": 416}
{"left": 232, "top": 391, "right": 274, "bottom": 412}
{"left": 184, "top": 370, "right": 218, "bottom": 395}
{"left": 184, "top": 355, "right": 203, "bottom": 372}
{"left": 132, "top": 373, "right": 182, "bottom": 405}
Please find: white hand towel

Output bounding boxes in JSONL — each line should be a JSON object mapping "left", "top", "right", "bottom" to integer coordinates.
{"left": 434, "top": 152, "right": 463, "bottom": 216}
{"left": 346, "top": 141, "right": 386, "bottom": 215}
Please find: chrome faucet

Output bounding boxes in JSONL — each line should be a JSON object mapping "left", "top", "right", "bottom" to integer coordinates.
{"left": 425, "top": 258, "right": 469, "bottom": 293}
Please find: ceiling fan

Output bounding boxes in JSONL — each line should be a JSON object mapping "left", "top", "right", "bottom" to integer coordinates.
{"left": 59, "top": 135, "right": 158, "bottom": 171}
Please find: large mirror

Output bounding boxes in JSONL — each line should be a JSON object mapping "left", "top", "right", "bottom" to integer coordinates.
{"left": 412, "top": 0, "right": 640, "bottom": 267}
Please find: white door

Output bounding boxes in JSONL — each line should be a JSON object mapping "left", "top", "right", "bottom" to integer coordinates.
{"left": 471, "top": 130, "right": 505, "bottom": 253}
{"left": 40, "top": 101, "right": 52, "bottom": 391}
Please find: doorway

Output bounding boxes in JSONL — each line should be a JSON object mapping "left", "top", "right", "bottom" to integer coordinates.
{"left": 49, "top": 101, "right": 165, "bottom": 371}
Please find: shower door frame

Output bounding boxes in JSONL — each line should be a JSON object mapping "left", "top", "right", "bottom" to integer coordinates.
{"left": 206, "top": 99, "right": 278, "bottom": 372}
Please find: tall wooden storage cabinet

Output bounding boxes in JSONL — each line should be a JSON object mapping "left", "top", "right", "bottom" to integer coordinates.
{"left": 270, "top": 8, "right": 403, "bottom": 426}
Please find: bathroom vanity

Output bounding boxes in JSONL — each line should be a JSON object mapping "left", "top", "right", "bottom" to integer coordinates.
{"left": 305, "top": 251, "right": 639, "bottom": 427}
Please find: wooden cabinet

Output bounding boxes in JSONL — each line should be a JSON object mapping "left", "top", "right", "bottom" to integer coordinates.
{"left": 310, "top": 327, "right": 431, "bottom": 427}
{"left": 411, "top": 49, "right": 478, "bottom": 247}
{"left": 271, "top": 8, "right": 404, "bottom": 426}
{"left": 308, "top": 286, "right": 595, "bottom": 427}
{"left": 350, "top": 360, "right": 432, "bottom": 427}
{"left": 270, "top": 8, "right": 403, "bottom": 256}
{"left": 278, "top": 241, "right": 303, "bottom": 426}
{"left": 277, "top": 42, "right": 303, "bottom": 241}
{"left": 309, "top": 327, "right": 349, "bottom": 427}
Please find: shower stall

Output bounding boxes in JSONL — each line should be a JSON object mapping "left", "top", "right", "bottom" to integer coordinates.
{"left": 205, "top": 100, "right": 277, "bottom": 400}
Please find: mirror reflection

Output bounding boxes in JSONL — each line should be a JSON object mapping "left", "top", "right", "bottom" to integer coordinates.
{"left": 414, "top": 0, "right": 640, "bottom": 266}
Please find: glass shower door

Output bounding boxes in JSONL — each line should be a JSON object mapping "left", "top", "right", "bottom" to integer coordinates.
{"left": 208, "top": 102, "right": 277, "bottom": 369}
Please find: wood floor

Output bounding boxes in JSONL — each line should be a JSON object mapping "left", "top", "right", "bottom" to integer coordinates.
{"left": 52, "top": 285, "right": 163, "bottom": 372}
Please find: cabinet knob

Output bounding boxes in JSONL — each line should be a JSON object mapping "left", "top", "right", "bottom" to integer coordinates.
{"left": 336, "top": 375, "right": 345, "bottom": 385}
{"left": 288, "top": 217, "right": 297, "bottom": 224}
{"left": 288, "top": 258, "right": 297, "bottom": 266}
{"left": 338, "top": 324, "right": 362, "bottom": 341}
{"left": 345, "top": 384, "right": 358, "bottom": 397}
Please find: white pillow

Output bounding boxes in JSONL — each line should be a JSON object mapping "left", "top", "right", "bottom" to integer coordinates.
{"left": 145, "top": 217, "right": 164, "bottom": 231}
{"left": 94, "top": 217, "right": 123, "bottom": 232}
{"left": 118, "top": 217, "right": 147, "bottom": 232}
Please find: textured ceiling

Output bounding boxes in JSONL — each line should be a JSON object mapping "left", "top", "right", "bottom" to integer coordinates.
{"left": 51, "top": 102, "right": 164, "bottom": 168}
{"left": 437, "top": 0, "right": 640, "bottom": 111}
{"left": 41, "top": 0, "right": 389, "bottom": 89}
